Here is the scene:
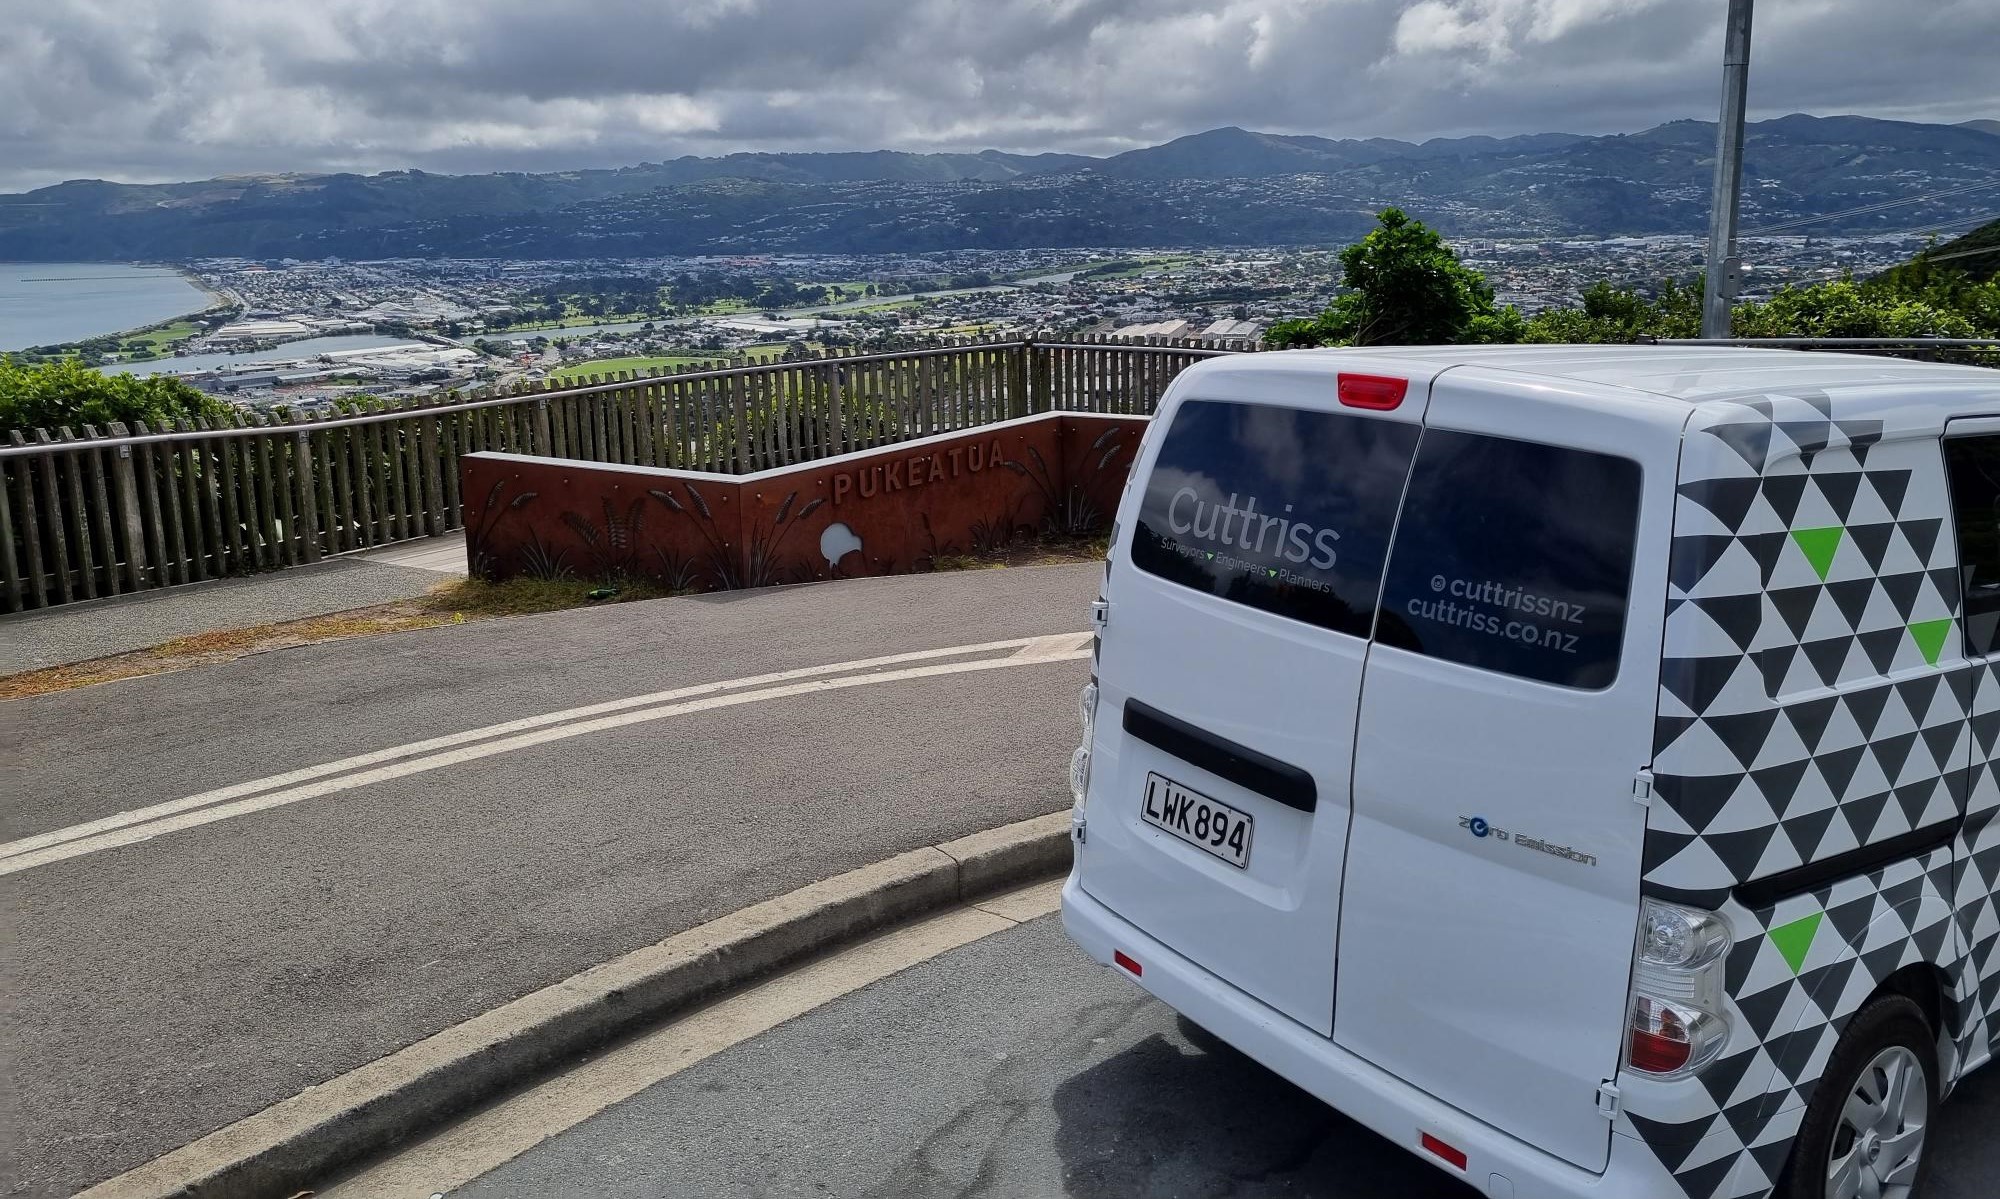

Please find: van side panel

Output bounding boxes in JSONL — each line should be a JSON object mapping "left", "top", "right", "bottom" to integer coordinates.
{"left": 1612, "top": 846, "right": 1964, "bottom": 1199}
{"left": 1957, "top": 666, "right": 2000, "bottom": 1075}
{"left": 1626, "top": 391, "right": 1984, "bottom": 1199}
{"left": 1642, "top": 398, "right": 1967, "bottom": 907}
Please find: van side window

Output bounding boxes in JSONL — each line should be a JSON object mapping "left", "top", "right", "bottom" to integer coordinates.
{"left": 1944, "top": 434, "right": 2000, "bottom": 656}
{"left": 1374, "top": 431, "right": 1641, "bottom": 689}
{"left": 1129, "top": 400, "right": 1420, "bottom": 637}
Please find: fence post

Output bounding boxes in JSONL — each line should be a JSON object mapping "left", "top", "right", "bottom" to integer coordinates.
{"left": 825, "top": 360, "right": 846, "bottom": 457}
{"left": 0, "top": 446, "right": 20, "bottom": 612}
{"left": 1015, "top": 336, "right": 1036, "bottom": 415}
{"left": 128, "top": 420, "right": 171, "bottom": 588}
{"left": 31, "top": 430, "right": 73, "bottom": 604}
{"left": 534, "top": 392, "right": 553, "bottom": 456}
{"left": 296, "top": 426, "right": 323, "bottom": 562}
{"left": 733, "top": 372, "right": 751, "bottom": 472}
{"left": 7, "top": 431, "right": 47, "bottom": 610}
{"left": 77, "top": 426, "right": 114, "bottom": 597}
{"left": 1008, "top": 338, "right": 1029, "bottom": 420}
{"left": 418, "top": 406, "right": 443, "bottom": 534}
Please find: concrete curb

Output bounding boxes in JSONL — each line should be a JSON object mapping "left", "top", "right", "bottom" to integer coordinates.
{"left": 80, "top": 811, "right": 1074, "bottom": 1199}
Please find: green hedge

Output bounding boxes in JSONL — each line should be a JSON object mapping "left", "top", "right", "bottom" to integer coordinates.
{"left": 1, "top": 357, "right": 230, "bottom": 434}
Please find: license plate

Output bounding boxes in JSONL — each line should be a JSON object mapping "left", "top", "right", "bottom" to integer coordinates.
{"left": 1142, "top": 773, "right": 1252, "bottom": 868}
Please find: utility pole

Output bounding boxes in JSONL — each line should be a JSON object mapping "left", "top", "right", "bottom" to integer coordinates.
{"left": 1702, "top": 0, "right": 1755, "bottom": 338}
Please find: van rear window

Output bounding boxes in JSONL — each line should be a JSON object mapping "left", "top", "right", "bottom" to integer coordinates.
{"left": 1129, "top": 399, "right": 1420, "bottom": 637}
{"left": 1373, "top": 431, "right": 1640, "bottom": 689}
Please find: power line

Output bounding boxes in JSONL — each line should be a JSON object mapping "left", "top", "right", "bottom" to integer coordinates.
{"left": 1897, "top": 211, "right": 1998, "bottom": 241}
{"left": 1734, "top": 214, "right": 1994, "bottom": 287}
{"left": 1742, "top": 178, "right": 2000, "bottom": 236}
{"left": 1925, "top": 240, "right": 2000, "bottom": 265}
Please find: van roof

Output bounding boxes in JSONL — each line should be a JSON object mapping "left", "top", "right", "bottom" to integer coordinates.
{"left": 1212, "top": 345, "right": 1996, "bottom": 418}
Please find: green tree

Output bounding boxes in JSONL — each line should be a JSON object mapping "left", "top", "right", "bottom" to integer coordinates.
{"left": 1521, "top": 277, "right": 1702, "bottom": 343}
{"left": 1519, "top": 270, "right": 1996, "bottom": 345}
{"left": 1, "top": 357, "right": 229, "bottom": 433}
{"left": 1732, "top": 278, "right": 1980, "bottom": 339}
{"left": 1266, "top": 208, "right": 1522, "bottom": 348}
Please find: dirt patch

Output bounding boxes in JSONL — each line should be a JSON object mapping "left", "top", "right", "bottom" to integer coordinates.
{"left": 0, "top": 541, "right": 1104, "bottom": 701}
{"left": 932, "top": 533, "right": 1109, "bottom": 572}
{"left": 0, "top": 577, "right": 674, "bottom": 701}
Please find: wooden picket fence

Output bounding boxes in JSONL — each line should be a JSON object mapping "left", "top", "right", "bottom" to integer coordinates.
{"left": 0, "top": 334, "right": 1253, "bottom": 613}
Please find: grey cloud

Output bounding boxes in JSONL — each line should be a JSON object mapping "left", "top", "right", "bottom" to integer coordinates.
{"left": 2, "top": 0, "right": 1994, "bottom": 191}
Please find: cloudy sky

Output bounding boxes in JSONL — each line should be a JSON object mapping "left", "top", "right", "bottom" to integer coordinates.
{"left": 4, "top": 0, "right": 1995, "bottom": 192}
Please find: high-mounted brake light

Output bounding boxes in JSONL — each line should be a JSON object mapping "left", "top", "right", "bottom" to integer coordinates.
{"left": 1337, "top": 373, "right": 1408, "bottom": 410}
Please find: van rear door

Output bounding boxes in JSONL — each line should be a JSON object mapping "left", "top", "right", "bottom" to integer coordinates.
{"left": 1076, "top": 357, "right": 1436, "bottom": 1034}
{"left": 1334, "top": 368, "right": 1680, "bottom": 1172}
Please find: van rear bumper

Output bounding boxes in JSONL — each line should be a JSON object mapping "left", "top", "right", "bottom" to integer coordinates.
{"left": 1061, "top": 876, "right": 1701, "bottom": 1199}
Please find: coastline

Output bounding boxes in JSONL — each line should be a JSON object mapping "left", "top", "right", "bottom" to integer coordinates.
{"left": 0, "top": 261, "right": 229, "bottom": 357}
{"left": 1, "top": 260, "right": 234, "bottom": 360}
{"left": 166, "top": 261, "right": 232, "bottom": 318}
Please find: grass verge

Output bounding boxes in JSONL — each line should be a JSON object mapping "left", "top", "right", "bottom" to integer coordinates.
{"left": 0, "top": 576, "right": 675, "bottom": 701}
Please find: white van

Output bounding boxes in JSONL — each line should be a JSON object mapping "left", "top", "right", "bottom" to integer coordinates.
{"left": 1062, "top": 346, "right": 2000, "bottom": 1199}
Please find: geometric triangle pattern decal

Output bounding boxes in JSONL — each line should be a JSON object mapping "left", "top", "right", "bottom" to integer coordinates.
{"left": 1618, "top": 847, "right": 1966, "bottom": 1198}
{"left": 1649, "top": 407, "right": 1966, "bottom": 910}
{"left": 1767, "top": 912, "right": 1821, "bottom": 974}
{"left": 1622, "top": 394, "right": 2000, "bottom": 1197}
{"left": 1950, "top": 660, "right": 2000, "bottom": 1088}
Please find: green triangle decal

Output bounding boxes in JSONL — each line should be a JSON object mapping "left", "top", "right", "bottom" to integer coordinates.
{"left": 1908, "top": 618, "right": 1954, "bottom": 666}
{"left": 1768, "top": 912, "right": 1822, "bottom": 975}
{"left": 1205, "top": 552, "right": 1214, "bottom": 560}
{"left": 1267, "top": 568, "right": 1278, "bottom": 578}
{"left": 1791, "top": 527, "right": 1843, "bottom": 581}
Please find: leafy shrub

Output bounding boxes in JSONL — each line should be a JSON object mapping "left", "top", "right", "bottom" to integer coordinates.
{"left": 0, "top": 356, "right": 230, "bottom": 434}
{"left": 1269, "top": 210, "right": 1999, "bottom": 352}
{"left": 1267, "top": 208, "right": 1521, "bottom": 348}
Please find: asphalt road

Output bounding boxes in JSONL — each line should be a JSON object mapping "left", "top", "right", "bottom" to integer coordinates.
{"left": 2, "top": 564, "right": 1101, "bottom": 1197}
{"left": 446, "top": 915, "right": 2000, "bottom": 1199}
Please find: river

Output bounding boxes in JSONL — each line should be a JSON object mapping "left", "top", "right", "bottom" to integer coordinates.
{"left": 0, "top": 262, "right": 215, "bottom": 352}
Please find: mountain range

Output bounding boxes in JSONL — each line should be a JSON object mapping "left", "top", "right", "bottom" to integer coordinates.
{"left": 3, "top": 114, "right": 1996, "bottom": 260}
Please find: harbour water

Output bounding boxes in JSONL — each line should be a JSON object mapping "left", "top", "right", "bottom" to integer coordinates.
{"left": 0, "top": 262, "right": 213, "bottom": 352}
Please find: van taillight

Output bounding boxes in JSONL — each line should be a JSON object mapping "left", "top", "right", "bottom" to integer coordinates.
{"left": 1337, "top": 373, "right": 1407, "bottom": 410}
{"left": 1625, "top": 901, "right": 1731, "bottom": 1078}
{"left": 1627, "top": 997, "right": 1698, "bottom": 1073}
{"left": 1114, "top": 950, "right": 1142, "bottom": 977}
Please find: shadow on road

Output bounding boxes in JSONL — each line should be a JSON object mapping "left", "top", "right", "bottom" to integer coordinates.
{"left": 1051, "top": 1013, "right": 2000, "bottom": 1199}
{"left": 1931, "top": 1062, "right": 2000, "bottom": 1199}
{"left": 1051, "top": 1015, "right": 1478, "bottom": 1198}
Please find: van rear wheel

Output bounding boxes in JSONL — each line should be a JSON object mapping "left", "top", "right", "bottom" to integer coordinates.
{"left": 1779, "top": 994, "right": 1937, "bottom": 1199}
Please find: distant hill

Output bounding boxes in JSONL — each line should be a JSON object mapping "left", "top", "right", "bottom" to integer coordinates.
{"left": 1880, "top": 217, "right": 2000, "bottom": 284}
{"left": 1087, "top": 125, "right": 1593, "bottom": 178}
{"left": 4, "top": 113, "right": 1996, "bottom": 260}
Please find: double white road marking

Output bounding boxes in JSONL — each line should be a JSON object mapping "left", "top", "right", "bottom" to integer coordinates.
{"left": 1, "top": 632, "right": 1092, "bottom": 878}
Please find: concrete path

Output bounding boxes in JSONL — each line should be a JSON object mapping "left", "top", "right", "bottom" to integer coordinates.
{"left": 352, "top": 531, "right": 469, "bottom": 576}
{"left": 2, "top": 564, "right": 1098, "bottom": 1197}
{"left": 346, "top": 911, "right": 2000, "bottom": 1199}
{"left": 0, "top": 532, "right": 467, "bottom": 674}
